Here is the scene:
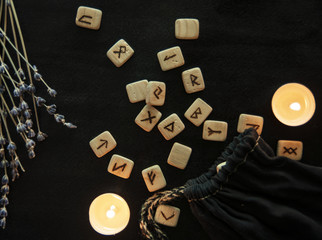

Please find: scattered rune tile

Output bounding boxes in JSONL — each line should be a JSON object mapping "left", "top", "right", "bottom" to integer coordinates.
{"left": 158, "top": 113, "right": 185, "bottom": 140}
{"left": 75, "top": 6, "right": 102, "bottom": 30}
{"left": 167, "top": 142, "right": 192, "bottom": 170}
{"left": 146, "top": 81, "right": 166, "bottom": 106}
{"left": 126, "top": 80, "right": 148, "bottom": 103}
{"left": 184, "top": 98, "right": 213, "bottom": 127}
{"left": 142, "top": 165, "right": 167, "bottom": 192}
{"left": 175, "top": 18, "right": 199, "bottom": 40}
{"left": 277, "top": 140, "right": 303, "bottom": 161}
{"left": 155, "top": 205, "right": 181, "bottom": 227}
{"left": 182, "top": 67, "right": 205, "bottom": 94}
{"left": 203, "top": 120, "right": 228, "bottom": 142}
{"left": 107, "top": 154, "right": 134, "bottom": 179}
{"left": 157, "top": 46, "right": 185, "bottom": 71}
{"left": 135, "top": 105, "right": 162, "bottom": 132}
{"left": 107, "top": 39, "right": 134, "bottom": 67}
{"left": 237, "top": 113, "right": 264, "bottom": 135}
{"left": 89, "top": 131, "right": 117, "bottom": 158}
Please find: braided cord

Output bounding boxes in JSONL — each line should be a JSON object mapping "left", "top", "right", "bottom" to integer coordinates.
{"left": 140, "top": 186, "right": 186, "bottom": 240}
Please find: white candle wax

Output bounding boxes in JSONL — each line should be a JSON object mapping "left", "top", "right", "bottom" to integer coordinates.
{"left": 271, "top": 83, "right": 315, "bottom": 126}
{"left": 89, "top": 193, "right": 130, "bottom": 235}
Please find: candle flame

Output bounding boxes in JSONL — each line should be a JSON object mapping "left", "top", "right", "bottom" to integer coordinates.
{"left": 289, "top": 102, "right": 301, "bottom": 111}
{"left": 106, "top": 205, "right": 116, "bottom": 219}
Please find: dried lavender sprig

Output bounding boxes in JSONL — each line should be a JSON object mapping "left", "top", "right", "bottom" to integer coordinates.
{"left": 0, "top": 28, "right": 56, "bottom": 95}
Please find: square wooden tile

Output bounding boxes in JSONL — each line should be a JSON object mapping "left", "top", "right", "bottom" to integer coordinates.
{"left": 107, "top": 39, "right": 134, "bottom": 67}
{"left": 155, "top": 205, "right": 180, "bottom": 227}
{"left": 167, "top": 142, "right": 192, "bottom": 169}
{"left": 184, "top": 98, "right": 213, "bottom": 127}
{"left": 126, "top": 80, "right": 148, "bottom": 103}
{"left": 158, "top": 114, "right": 185, "bottom": 140}
{"left": 142, "top": 165, "right": 167, "bottom": 192}
{"left": 75, "top": 6, "right": 102, "bottom": 30}
{"left": 237, "top": 114, "right": 264, "bottom": 135}
{"left": 89, "top": 131, "right": 117, "bottom": 158}
{"left": 135, "top": 105, "right": 162, "bottom": 132}
{"left": 146, "top": 81, "right": 166, "bottom": 106}
{"left": 203, "top": 120, "right": 228, "bottom": 142}
{"left": 107, "top": 154, "right": 134, "bottom": 179}
{"left": 157, "top": 46, "right": 185, "bottom": 71}
{"left": 175, "top": 18, "right": 199, "bottom": 40}
{"left": 182, "top": 67, "right": 205, "bottom": 94}
{"left": 277, "top": 140, "right": 303, "bottom": 161}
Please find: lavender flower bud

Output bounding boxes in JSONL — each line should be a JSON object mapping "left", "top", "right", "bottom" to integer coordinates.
{"left": 7, "top": 142, "right": 16, "bottom": 151}
{"left": 0, "top": 159, "right": 8, "bottom": 168}
{"left": 0, "top": 196, "right": 8, "bottom": 206}
{"left": 19, "top": 83, "right": 28, "bottom": 93}
{"left": 25, "top": 119, "right": 33, "bottom": 129}
{"left": 19, "top": 100, "right": 29, "bottom": 110}
{"left": 1, "top": 175, "right": 8, "bottom": 185}
{"left": 47, "top": 88, "right": 57, "bottom": 97}
{"left": 10, "top": 106, "right": 20, "bottom": 117}
{"left": 0, "top": 137, "right": 6, "bottom": 145}
{"left": 37, "top": 132, "right": 48, "bottom": 142}
{"left": 27, "top": 84, "right": 36, "bottom": 94}
{"left": 25, "top": 139, "right": 36, "bottom": 150}
{"left": 10, "top": 160, "right": 18, "bottom": 168}
{"left": 36, "top": 96, "right": 46, "bottom": 107}
{"left": 0, "top": 33, "right": 3, "bottom": 39}
{"left": 54, "top": 114, "right": 65, "bottom": 123}
{"left": 0, "top": 64, "right": 8, "bottom": 74}
{"left": 24, "top": 110, "right": 31, "bottom": 119}
{"left": 64, "top": 123, "right": 77, "bottom": 129}
{"left": 5, "top": 0, "right": 11, "bottom": 6}
{"left": 27, "top": 129, "right": 36, "bottom": 138}
{"left": 1, "top": 185, "right": 9, "bottom": 194}
{"left": 11, "top": 168, "right": 19, "bottom": 181}
{"left": 28, "top": 150, "right": 35, "bottom": 159}
{"left": 46, "top": 104, "right": 56, "bottom": 115}
{"left": 0, "top": 208, "right": 7, "bottom": 218}
{"left": 0, "top": 217, "right": 6, "bottom": 229}
{"left": 13, "top": 88, "right": 21, "bottom": 97}
{"left": 0, "top": 86, "right": 5, "bottom": 94}
{"left": 17, "top": 68, "right": 25, "bottom": 79}
{"left": 33, "top": 65, "right": 38, "bottom": 71}
{"left": 16, "top": 123, "right": 27, "bottom": 133}
{"left": 33, "top": 72, "right": 42, "bottom": 81}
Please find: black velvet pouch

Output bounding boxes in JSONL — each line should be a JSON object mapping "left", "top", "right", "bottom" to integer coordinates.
{"left": 184, "top": 128, "right": 322, "bottom": 240}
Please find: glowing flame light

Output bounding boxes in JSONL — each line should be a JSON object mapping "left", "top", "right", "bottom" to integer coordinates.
{"left": 289, "top": 102, "right": 301, "bottom": 111}
{"left": 106, "top": 205, "right": 116, "bottom": 219}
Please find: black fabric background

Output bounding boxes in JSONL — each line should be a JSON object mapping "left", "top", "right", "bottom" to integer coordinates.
{"left": 1, "top": 0, "right": 322, "bottom": 239}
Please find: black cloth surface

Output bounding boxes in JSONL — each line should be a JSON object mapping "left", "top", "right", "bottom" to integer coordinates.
{"left": 1, "top": 0, "right": 322, "bottom": 240}
{"left": 185, "top": 128, "right": 322, "bottom": 240}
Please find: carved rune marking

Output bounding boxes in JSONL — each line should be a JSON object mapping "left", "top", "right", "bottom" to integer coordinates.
{"left": 112, "top": 163, "right": 127, "bottom": 172}
{"left": 190, "top": 107, "right": 202, "bottom": 119}
{"left": 164, "top": 54, "right": 176, "bottom": 61}
{"left": 164, "top": 122, "right": 175, "bottom": 132}
{"left": 161, "top": 211, "right": 175, "bottom": 221}
{"left": 190, "top": 74, "right": 200, "bottom": 86}
{"left": 153, "top": 86, "right": 163, "bottom": 99}
{"left": 97, "top": 139, "right": 108, "bottom": 150}
{"left": 78, "top": 15, "right": 93, "bottom": 24}
{"left": 141, "top": 111, "right": 156, "bottom": 124}
{"left": 283, "top": 147, "right": 297, "bottom": 155}
{"left": 246, "top": 123, "right": 260, "bottom": 130}
{"left": 208, "top": 127, "right": 222, "bottom": 136}
{"left": 148, "top": 171, "right": 156, "bottom": 185}
{"left": 113, "top": 46, "right": 127, "bottom": 58}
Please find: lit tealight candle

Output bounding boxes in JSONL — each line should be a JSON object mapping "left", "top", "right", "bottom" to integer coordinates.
{"left": 89, "top": 193, "right": 130, "bottom": 235}
{"left": 272, "top": 83, "right": 316, "bottom": 126}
